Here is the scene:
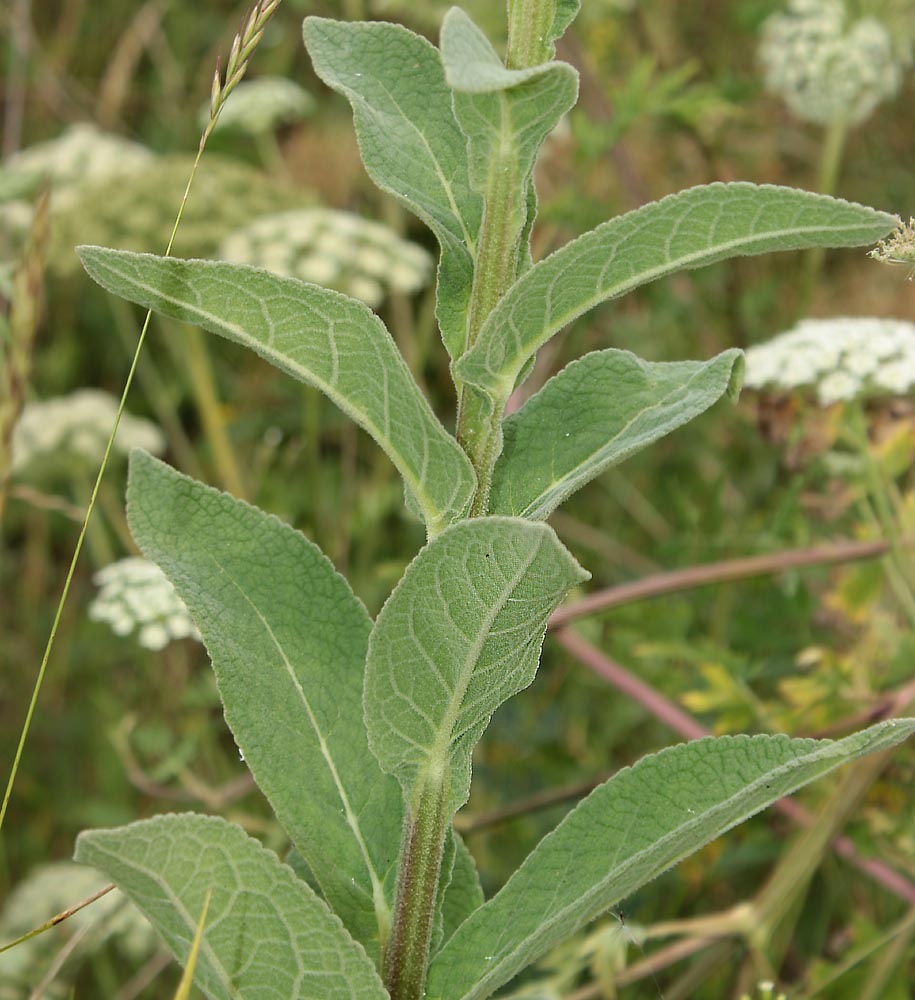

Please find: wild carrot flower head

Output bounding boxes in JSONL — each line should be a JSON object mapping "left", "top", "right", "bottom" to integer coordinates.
{"left": 2, "top": 124, "right": 153, "bottom": 209}
{"left": 89, "top": 557, "right": 200, "bottom": 651}
{"left": 870, "top": 216, "right": 915, "bottom": 276}
{"left": 744, "top": 317, "right": 915, "bottom": 405}
{"left": 11, "top": 389, "right": 165, "bottom": 473}
{"left": 759, "top": 0, "right": 908, "bottom": 126}
{"left": 220, "top": 207, "right": 434, "bottom": 307}
{"left": 203, "top": 76, "right": 315, "bottom": 135}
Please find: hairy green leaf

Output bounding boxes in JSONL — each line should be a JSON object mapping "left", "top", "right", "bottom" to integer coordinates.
{"left": 455, "top": 185, "right": 898, "bottom": 404}
{"left": 364, "top": 519, "right": 589, "bottom": 815}
{"left": 548, "top": 0, "right": 582, "bottom": 50}
{"left": 78, "top": 246, "right": 475, "bottom": 535}
{"left": 427, "top": 721, "right": 915, "bottom": 1000}
{"left": 439, "top": 832, "right": 485, "bottom": 950}
{"left": 75, "top": 814, "right": 389, "bottom": 1000}
{"left": 489, "top": 348, "right": 744, "bottom": 519}
{"left": 303, "top": 17, "right": 482, "bottom": 359}
{"left": 127, "top": 453, "right": 404, "bottom": 964}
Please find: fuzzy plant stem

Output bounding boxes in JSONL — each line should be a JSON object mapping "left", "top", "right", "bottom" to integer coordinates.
{"left": 383, "top": 771, "right": 451, "bottom": 1000}
{"left": 454, "top": 127, "right": 527, "bottom": 510}
{"left": 457, "top": 0, "right": 555, "bottom": 514}
{"left": 386, "top": 2, "right": 561, "bottom": 991}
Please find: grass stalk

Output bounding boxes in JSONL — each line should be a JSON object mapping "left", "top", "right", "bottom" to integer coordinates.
{"left": 0, "top": 0, "right": 283, "bottom": 833}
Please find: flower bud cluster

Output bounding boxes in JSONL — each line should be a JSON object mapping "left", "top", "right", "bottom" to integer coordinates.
{"left": 759, "top": 0, "right": 906, "bottom": 126}
{"left": 220, "top": 208, "right": 434, "bottom": 307}
{"left": 744, "top": 317, "right": 915, "bottom": 405}
{"left": 89, "top": 557, "right": 201, "bottom": 651}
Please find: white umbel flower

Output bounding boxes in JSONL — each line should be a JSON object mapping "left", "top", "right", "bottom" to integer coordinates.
{"left": 220, "top": 208, "right": 434, "bottom": 307}
{"left": 203, "top": 76, "right": 315, "bottom": 134}
{"left": 89, "top": 557, "right": 200, "bottom": 651}
{"left": 2, "top": 123, "right": 153, "bottom": 208}
{"left": 11, "top": 389, "right": 165, "bottom": 473}
{"left": 759, "top": 0, "right": 906, "bottom": 126}
{"left": 744, "top": 317, "right": 915, "bottom": 405}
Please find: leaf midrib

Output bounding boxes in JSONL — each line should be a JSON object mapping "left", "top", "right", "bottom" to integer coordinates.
{"left": 441, "top": 740, "right": 866, "bottom": 1000}
{"left": 97, "top": 254, "right": 453, "bottom": 532}
{"left": 204, "top": 550, "right": 391, "bottom": 936}
{"left": 81, "top": 839, "right": 241, "bottom": 999}
{"left": 426, "top": 531, "right": 546, "bottom": 775}
{"left": 469, "top": 216, "right": 887, "bottom": 392}
{"left": 323, "top": 22, "right": 479, "bottom": 251}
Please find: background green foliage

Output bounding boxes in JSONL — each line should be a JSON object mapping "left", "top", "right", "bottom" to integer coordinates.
{"left": 2, "top": 1, "right": 915, "bottom": 996}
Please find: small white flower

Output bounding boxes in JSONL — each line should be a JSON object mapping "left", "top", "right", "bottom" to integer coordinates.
{"left": 874, "top": 357, "right": 915, "bottom": 394}
{"left": 816, "top": 369, "right": 861, "bottom": 404}
{"left": 220, "top": 208, "right": 434, "bottom": 307}
{"left": 347, "top": 275, "right": 385, "bottom": 308}
{"left": 296, "top": 254, "right": 339, "bottom": 285}
{"left": 89, "top": 557, "right": 201, "bottom": 651}
{"left": 11, "top": 389, "right": 165, "bottom": 473}
{"left": 745, "top": 317, "right": 915, "bottom": 405}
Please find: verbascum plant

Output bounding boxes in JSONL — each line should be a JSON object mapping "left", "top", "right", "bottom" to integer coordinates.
{"left": 69, "top": 4, "right": 914, "bottom": 999}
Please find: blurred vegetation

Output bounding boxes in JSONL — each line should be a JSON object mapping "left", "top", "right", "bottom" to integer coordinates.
{"left": 2, "top": 0, "right": 915, "bottom": 996}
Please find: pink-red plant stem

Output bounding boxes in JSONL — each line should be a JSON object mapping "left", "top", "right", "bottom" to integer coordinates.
{"left": 549, "top": 537, "right": 892, "bottom": 630}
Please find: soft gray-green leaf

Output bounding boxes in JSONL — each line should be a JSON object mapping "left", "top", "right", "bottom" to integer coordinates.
{"left": 79, "top": 246, "right": 475, "bottom": 535}
{"left": 127, "top": 452, "right": 404, "bottom": 964}
{"left": 75, "top": 814, "right": 389, "bottom": 1000}
{"left": 548, "top": 0, "right": 581, "bottom": 49}
{"left": 439, "top": 832, "right": 485, "bottom": 950}
{"left": 427, "top": 721, "right": 915, "bottom": 1000}
{"left": 440, "top": 9, "right": 577, "bottom": 293}
{"left": 455, "top": 184, "right": 898, "bottom": 403}
{"left": 303, "top": 17, "right": 481, "bottom": 359}
{"left": 489, "top": 348, "right": 744, "bottom": 519}
{"left": 364, "top": 518, "right": 589, "bottom": 815}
